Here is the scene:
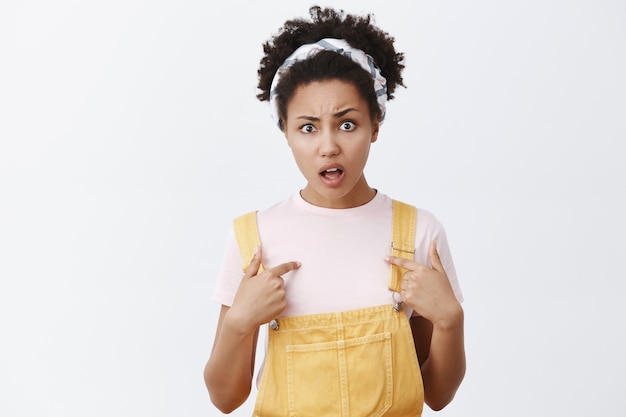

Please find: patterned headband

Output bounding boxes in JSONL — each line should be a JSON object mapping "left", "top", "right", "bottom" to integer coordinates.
{"left": 268, "top": 38, "right": 388, "bottom": 129}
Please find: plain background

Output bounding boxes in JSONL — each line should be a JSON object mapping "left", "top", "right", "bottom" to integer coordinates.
{"left": 1, "top": 0, "right": 625, "bottom": 416}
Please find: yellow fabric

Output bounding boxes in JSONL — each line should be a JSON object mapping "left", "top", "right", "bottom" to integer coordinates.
{"left": 254, "top": 306, "right": 423, "bottom": 416}
{"left": 389, "top": 200, "right": 417, "bottom": 293}
{"left": 233, "top": 211, "right": 265, "bottom": 273}
{"left": 233, "top": 200, "right": 423, "bottom": 416}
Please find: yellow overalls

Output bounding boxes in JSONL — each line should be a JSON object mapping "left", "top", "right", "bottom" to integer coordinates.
{"left": 233, "top": 200, "right": 424, "bottom": 416}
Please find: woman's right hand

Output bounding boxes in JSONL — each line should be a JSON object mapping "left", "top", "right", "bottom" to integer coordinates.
{"left": 228, "top": 245, "right": 301, "bottom": 332}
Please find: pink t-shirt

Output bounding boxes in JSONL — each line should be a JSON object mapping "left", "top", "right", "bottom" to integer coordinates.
{"left": 212, "top": 192, "right": 462, "bottom": 317}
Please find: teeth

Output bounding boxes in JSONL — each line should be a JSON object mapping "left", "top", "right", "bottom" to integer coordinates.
{"left": 326, "top": 168, "right": 339, "bottom": 172}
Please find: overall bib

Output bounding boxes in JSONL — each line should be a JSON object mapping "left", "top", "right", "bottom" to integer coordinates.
{"left": 233, "top": 200, "right": 424, "bottom": 417}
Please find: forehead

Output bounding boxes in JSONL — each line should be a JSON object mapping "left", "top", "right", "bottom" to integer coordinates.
{"left": 288, "top": 80, "right": 368, "bottom": 113}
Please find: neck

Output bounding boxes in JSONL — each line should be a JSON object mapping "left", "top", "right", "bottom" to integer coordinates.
{"left": 300, "top": 181, "right": 377, "bottom": 209}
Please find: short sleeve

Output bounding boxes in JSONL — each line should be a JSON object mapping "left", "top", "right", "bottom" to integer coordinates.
{"left": 413, "top": 210, "right": 463, "bottom": 306}
{"left": 211, "top": 228, "right": 246, "bottom": 307}
{"left": 432, "top": 218, "right": 463, "bottom": 303}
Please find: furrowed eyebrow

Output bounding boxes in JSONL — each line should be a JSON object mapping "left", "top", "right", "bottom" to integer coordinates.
{"left": 334, "top": 108, "right": 359, "bottom": 118}
{"left": 296, "top": 116, "right": 320, "bottom": 122}
{"left": 295, "top": 108, "right": 360, "bottom": 121}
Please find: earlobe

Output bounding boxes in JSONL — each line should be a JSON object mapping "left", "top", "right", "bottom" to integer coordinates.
{"left": 283, "top": 127, "right": 292, "bottom": 147}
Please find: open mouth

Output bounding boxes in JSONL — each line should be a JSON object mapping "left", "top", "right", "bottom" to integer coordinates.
{"left": 319, "top": 166, "right": 345, "bottom": 187}
{"left": 320, "top": 167, "right": 344, "bottom": 179}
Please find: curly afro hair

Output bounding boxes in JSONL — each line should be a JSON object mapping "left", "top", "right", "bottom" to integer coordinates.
{"left": 257, "top": 6, "right": 405, "bottom": 130}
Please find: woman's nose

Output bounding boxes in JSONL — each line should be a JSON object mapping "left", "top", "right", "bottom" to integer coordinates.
{"left": 318, "top": 131, "right": 340, "bottom": 157}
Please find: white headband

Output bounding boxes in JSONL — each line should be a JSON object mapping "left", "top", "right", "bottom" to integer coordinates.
{"left": 268, "top": 38, "right": 388, "bottom": 129}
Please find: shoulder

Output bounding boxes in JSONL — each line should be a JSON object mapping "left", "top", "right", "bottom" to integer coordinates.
{"left": 389, "top": 197, "right": 444, "bottom": 231}
{"left": 255, "top": 195, "right": 298, "bottom": 224}
{"left": 416, "top": 208, "right": 445, "bottom": 232}
{"left": 231, "top": 196, "right": 294, "bottom": 222}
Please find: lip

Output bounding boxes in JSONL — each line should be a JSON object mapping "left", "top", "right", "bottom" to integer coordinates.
{"left": 318, "top": 163, "right": 345, "bottom": 175}
{"left": 318, "top": 163, "right": 345, "bottom": 188}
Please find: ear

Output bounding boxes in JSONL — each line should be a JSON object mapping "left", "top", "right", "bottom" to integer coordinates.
{"left": 282, "top": 123, "right": 291, "bottom": 145}
{"left": 370, "top": 120, "right": 380, "bottom": 143}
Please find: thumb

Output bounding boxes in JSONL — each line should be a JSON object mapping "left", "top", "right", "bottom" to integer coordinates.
{"left": 429, "top": 241, "right": 445, "bottom": 273}
{"left": 244, "top": 245, "right": 262, "bottom": 278}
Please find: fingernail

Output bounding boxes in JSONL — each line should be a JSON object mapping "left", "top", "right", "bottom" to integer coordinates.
{"left": 253, "top": 245, "right": 259, "bottom": 256}
{"left": 296, "top": 261, "right": 302, "bottom": 268}
{"left": 384, "top": 256, "right": 390, "bottom": 262}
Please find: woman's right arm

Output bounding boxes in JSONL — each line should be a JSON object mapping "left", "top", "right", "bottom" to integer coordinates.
{"left": 204, "top": 304, "right": 260, "bottom": 413}
{"left": 204, "top": 246, "right": 301, "bottom": 413}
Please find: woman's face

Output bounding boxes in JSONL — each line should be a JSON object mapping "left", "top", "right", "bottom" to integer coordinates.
{"left": 283, "top": 79, "right": 379, "bottom": 209}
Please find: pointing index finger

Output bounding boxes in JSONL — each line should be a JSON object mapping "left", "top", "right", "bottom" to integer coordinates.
{"left": 385, "top": 255, "right": 420, "bottom": 271}
{"left": 267, "top": 261, "right": 302, "bottom": 277}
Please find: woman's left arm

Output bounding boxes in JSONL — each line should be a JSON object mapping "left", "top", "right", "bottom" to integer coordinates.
{"left": 386, "top": 241, "right": 466, "bottom": 410}
{"left": 411, "top": 306, "right": 465, "bottom": 410}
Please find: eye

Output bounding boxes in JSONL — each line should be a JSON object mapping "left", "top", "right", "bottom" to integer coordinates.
{"left": 340, "top": 121, "right": 356, "bottom": 131}
{"left": 299, "top": 124, "right": 316, "bottom": 134}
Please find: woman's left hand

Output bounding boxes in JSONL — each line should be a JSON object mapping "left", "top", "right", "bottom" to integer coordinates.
{"left": 385, "top": 241, "right": 462, "bottom": 329}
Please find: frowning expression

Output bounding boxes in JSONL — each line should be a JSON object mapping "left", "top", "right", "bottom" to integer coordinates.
{"left": 283, "top": 79, "right": 380, "bottom": 209}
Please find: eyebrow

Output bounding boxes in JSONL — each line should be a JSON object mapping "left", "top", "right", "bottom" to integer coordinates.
{"left": 296, "top": 108, "right": 360, "bottom": 121}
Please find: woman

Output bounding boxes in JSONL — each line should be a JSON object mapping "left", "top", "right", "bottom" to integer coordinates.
{"left": 204, "top": 6, "right": 465, "bottom": 416}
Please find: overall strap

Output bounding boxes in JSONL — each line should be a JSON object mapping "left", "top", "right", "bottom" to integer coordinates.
{"left": 388, "top": 200, "right": 417, "bottom": 293}
{"left": 233, "top": 211, "right": 265, "bottom": 273}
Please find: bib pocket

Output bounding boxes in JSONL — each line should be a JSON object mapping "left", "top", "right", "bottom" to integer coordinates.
{"left": 286, "top": 332, "right": 393, "bottom": 417}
